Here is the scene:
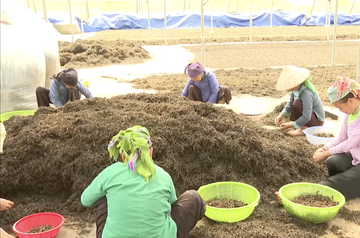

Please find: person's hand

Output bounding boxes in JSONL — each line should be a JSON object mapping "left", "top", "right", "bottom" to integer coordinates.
{"left": 313, "top": 151, "right": 330, "bottom": 163}
{"left": 0, "top": 198, "right": 14, "bottom": 211}
{"left": 274, "top": 191, "right": 283, "bottom": 204}
{"left": 314, "top": 147, "right": 325, "bottom": 155}
{"left": 313, "top": 146, "right": 329, "bottom": 158}
{"left": 274, "top": 113, "right": 284, "bottom": 125}
{"left": 280, "top": 122, "right": 293, "bottom": 130}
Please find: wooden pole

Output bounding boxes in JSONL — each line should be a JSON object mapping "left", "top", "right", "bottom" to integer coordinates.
{"left": 309, "top": 0, "right": 316, "bottom": 16}
{"left": 42, "top": 0, "right": 48, "bottom": 22}
{"left": 85, "top": 0, "right": 90, "bottom": 19}
{"left": 79, "top": 0, "right": 84, "bottom": 36}
{"left": 270, "top": 0, "right": 275, "bottom": 27}
{"left": 356, "top": 36, "right": 360, "bottom": 82}
{"left": 250, "top": 0, "right": 253, "bottom": 42}
{"left": 210, "top": 0, "right": 214, "bottom": 33}
{"left": 147, "top": 0, "right": 150, "bottom": 29}
{"left": 350, "top": 0, "right": 356, "bottom": 14}
{"left": 201, "top": 0, "right": 205, "bottom": 65}
{"left": 164, "top": 0, "right": 167, "bottom": 44}
{"left": 331, "top": 0, "right": 339, "bottom": 65}
{"left": 68, "top": 0, "right": 74, "bottom": 43}
{"left": 33, "top": 0, "right": 37, "bottom": 13}
{"left": 326, "top": 0, "right": 330, "bottom": 42}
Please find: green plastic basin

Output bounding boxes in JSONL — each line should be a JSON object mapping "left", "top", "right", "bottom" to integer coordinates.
{"left": 198, "top": 181, "right": 260, "bottom": 223}
{"left": 80, "top": 80, "right": 89, "bottom": 87}
{"left": 279, "top": 183, "right": 345, "bottom": 223}
{"left": 0, "top": 110, "right": 35, "bottom": 122}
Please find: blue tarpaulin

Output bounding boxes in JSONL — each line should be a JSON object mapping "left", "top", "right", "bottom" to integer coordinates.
{"left": 85, "top": 11, "right": 307, "bottom": 31}
{"left": 306, "top": 11, "right": 360, "bottom": 26}
{"left": 45, "top": 11, "right": 360, "bottom": 33}
{"left": 41, "top": 13, "right": 104, "bottom": 32}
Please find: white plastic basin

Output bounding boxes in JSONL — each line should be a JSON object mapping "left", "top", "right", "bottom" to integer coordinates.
{"left": 303, "top": 126, "right": 340, "bottom": 145}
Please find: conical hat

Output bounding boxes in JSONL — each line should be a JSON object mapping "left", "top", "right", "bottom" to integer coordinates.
{"left": 276, "top": 66, "right": 310, "bottom": 91}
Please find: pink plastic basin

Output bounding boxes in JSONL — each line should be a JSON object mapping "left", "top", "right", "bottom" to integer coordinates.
{"left": 12, "top": 212, "right": 64, "bottom": 238}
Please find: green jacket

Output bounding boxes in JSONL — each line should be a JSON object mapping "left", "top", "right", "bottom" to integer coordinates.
{"left": 81, "top": 163, "right": 177, "bottom": 238}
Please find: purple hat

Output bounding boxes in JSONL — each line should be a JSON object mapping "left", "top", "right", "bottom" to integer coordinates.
{"left": 184, "top": 62, "right": 204, "bottom": 78}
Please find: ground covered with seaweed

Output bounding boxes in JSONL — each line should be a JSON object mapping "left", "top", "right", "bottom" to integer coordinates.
{"left": 130, "top": 65, "right": 356, "bottom": 107}
{"left": 59, "top": 39, "right": 150, "bottom": 68}
{"left": 1, "top": 93, "right": 359, "bottom": 237}
{"left": 88, "top": 26, "right": 360, "bottom": 45}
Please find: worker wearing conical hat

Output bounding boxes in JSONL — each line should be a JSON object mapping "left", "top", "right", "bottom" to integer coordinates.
{"left": 275, "top": 76, "right": 360, "bottom": 203}
{"left": 274, "top": 66, "right": 325, "bottom": 136}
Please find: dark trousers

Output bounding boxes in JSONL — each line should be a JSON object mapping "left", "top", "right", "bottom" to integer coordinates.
{"left": 35, "top": 86, "right": 81, "bottom": 107}
{"left": 92, "top": 190, "right": 206, "bottom": 238}
{"left": 319, "top": 153, "right": 360, "bottom": 200}
{"left": 36, "top": 87, "right": 51, "bottom": 107}
{"left": 290, "top": 99, "right": 324, "bottom": 127}
{"left": 187, "top": 85, "right": 226, "bottom": 104}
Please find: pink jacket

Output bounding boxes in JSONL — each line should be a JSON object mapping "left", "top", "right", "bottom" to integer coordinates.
{"left": 327, "top": 115, "right": 360, "bottom": 165}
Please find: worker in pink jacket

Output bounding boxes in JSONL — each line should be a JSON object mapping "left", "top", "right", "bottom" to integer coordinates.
{"left": 313, "top": 76, "right": 360, "bottom": 200}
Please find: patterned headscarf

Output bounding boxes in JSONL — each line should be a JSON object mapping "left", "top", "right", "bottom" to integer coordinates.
{"left": 328, "top": 76, "right": 360, "bottom": 103}
{"left": 108, "top": 126, "right": 156, "bottom": 183}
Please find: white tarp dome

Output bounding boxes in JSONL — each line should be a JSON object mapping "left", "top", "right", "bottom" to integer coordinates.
{"left": 1, "top": 0, "right": 61, "bottom": 113}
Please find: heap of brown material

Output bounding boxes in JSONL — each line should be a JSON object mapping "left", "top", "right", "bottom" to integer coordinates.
{"left": 29, "top": 225, "right": 53, "bottom": 233}
{"left": 291, "top": 194, "right": 339, "bottom": 207}
{"left": 314, "top": 133, "right": 334, "bottom": 138}
{"left": 207, "top": 198, "right": 246, "bottom": 208}
{"left": 58, "top": 39, "right": 150, "bottom": 68}
{"left": 1, "top": 93, "right": 339, "bottom": 237}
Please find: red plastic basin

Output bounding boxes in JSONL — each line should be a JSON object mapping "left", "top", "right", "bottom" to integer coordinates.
{"left": 12, "top": 212, "right": 64, "bottom": 238}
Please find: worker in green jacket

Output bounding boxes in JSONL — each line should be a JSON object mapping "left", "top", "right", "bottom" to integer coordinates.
{"left": 81, "top": 126, "right": 205, "bottom": 238}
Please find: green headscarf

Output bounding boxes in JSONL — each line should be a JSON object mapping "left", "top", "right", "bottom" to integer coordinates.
{"left": 108, "top": 126, "right": 156, "bottom": 183}
{"left": 303, "top": 77, "right": 318, "bottom": 95}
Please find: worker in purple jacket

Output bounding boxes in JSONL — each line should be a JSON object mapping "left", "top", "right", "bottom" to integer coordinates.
{"left": 313, "top": 76, "right": 360, "bottom": 200}
{"left": 181, "top": 62, "right": 231, "bottom": 104}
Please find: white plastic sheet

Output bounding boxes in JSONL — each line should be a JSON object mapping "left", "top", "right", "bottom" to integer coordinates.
{"left": 0, "top": 0, "right": 60, "bottom": 113}
{"left": 1, "top": 25, "right": 46, "bottom": 112}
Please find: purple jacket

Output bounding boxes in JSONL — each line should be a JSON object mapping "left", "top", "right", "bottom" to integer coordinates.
{"left": 327, "top": 114, "right": 360, "bottom": 165}
{"left": 181, "top": 71, "right": 219, "bottom": 103}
